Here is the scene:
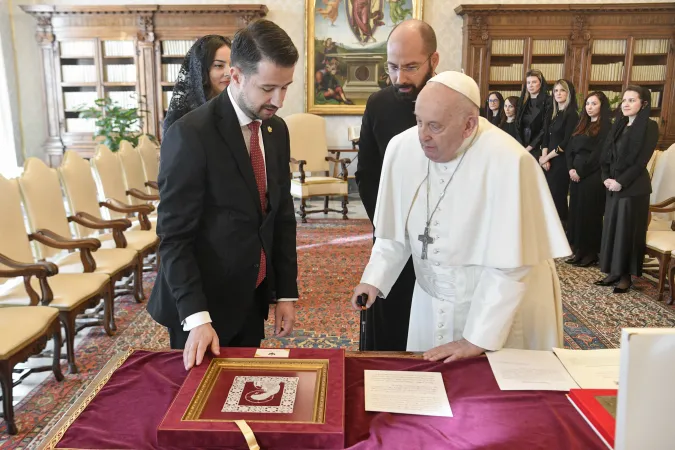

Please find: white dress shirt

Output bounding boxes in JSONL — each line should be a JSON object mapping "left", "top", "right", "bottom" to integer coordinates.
{"left": 182, "top": 87, "right": 296, "bottom": 332}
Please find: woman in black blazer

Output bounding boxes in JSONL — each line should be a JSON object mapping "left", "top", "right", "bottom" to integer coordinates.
{"left": 483, "top": 91, "right": 505, "bottom": 126}
{"left": 539, "top": 79, "right": 579, "bottom": 227}
{"left": 500, "top": 96, "right": 521, "bottom": 143}
{"left": 596, "top": 86, "right": 659, "bottom": 293}
{"left": 516, "top": 69, "right": 552, "bottom": 160}
{"left": 566, "top": 91, "right": 612, "bottom": 267}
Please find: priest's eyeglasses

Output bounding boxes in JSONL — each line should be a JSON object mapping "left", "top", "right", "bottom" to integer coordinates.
{"left": 385, "top": 55, "right": 432, "bottom": 75}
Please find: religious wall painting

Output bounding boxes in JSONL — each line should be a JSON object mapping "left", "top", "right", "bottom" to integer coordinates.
{"left": 306, "top": 0, "right": 424, "bottom": 115}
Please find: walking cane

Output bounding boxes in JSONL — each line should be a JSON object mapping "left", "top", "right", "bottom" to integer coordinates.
{"left": 356, "top": 294, "right": 368, "bottom": 351}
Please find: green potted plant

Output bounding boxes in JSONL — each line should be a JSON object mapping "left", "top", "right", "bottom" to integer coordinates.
{"left": 77, "top": 95, "right": 156, "bottom": 151}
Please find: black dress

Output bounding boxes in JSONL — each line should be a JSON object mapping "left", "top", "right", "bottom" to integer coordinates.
{"left": 543, "top": 109, "right": 579, "bottom": 223}
{"left": 500, "top": 120, "right": 522, "bottom": 144}
{"left": 599, "top": 121, "right": 659, "bottom": 277}
{"left": 355, "top": 86, "right": 417, "bottom": 351}
{"left": 566, "top": 127, "right": 609, "bottom": 258}
{"left": 518, "top": 95, "right": 550, "bottom": 160}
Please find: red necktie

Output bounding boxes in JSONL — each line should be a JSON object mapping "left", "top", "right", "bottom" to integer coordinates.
{"left": 247, "top": 121, "right": 267, "bottom": 287}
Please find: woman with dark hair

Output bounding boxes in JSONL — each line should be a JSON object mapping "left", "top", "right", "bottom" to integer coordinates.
{"left": 500, "top": 95, "right": 521, "bottom": 143}
{"left": 539, "top": 79, "right": 579, "bottom": 226}
{"left": 596, "top": 86, "right": 659, "bottom": 293}
{"left": 516, "top": 69, "right": 551, "bottom": 160}
{"left": 483, "top": 91, "right": 505, "bottom": 126}
{"left": 163, "top": 35, "right": 232, "bottom": 135}
{"left": 565, "top": 91, "right": 612, "bottom": 267}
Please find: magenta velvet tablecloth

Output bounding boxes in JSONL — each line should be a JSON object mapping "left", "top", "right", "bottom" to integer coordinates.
{"left": 54, "top": 350, "right": 605, "bottom": 450}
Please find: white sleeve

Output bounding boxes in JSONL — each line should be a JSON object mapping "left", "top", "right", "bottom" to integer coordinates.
{"left": 182, "top": 311, "right": 212, "bottom": 331}
{"left": 360, "top": 237, "right": 412, "bottom": 298}
{"left": 463, "top": 266, "right": 531, "bottom": 351}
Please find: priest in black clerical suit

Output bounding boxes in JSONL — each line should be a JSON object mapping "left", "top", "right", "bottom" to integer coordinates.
{"left": 355, "top": 19, "right": 439, "bottom": 351}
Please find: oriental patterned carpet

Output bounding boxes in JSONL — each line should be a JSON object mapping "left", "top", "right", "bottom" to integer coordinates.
{"left": 1, "top": 219, "right": 674, "bottom": 447}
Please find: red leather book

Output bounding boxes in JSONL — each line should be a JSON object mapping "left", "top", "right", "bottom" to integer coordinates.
{"left": 157, "top": 348, "right": 345, "bottom": 449}
{"left": 567, "top": 389, "right": 617, "bottom": 449}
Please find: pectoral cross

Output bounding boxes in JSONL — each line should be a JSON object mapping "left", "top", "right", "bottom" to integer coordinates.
{"left": 418, "top": 226, "right": 434, "bottom": 260}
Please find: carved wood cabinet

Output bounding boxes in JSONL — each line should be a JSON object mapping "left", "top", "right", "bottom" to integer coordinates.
{"left": 455, "top": 3, "right": 675, "bottom": 149}
{"left": 21, "top": 4, "right": 268, "bottom": 166}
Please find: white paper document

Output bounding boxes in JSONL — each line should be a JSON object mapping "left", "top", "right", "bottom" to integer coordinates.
{"left": 364, "top": 370, "right": 452, "bottom": 417}
{"left": 486, "top": 349, "right": 579, "bottom": 391}
{"left": 552, "top": 347, "right": 620, "bottom": 389}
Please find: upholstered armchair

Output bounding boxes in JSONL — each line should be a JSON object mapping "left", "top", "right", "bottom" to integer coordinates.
{"left": 0, "top": 306, "right": 62, "bottom": 434}
{"left": 119, "top": 140, "right": 161, "bottom": 207}
{"left": 285, "top": 113, "right": 350, "bottom": 223}
{"left": 0, "top": 174, "right": 111, "bottom": 373}
{"left": 91, "top": 144, "right": 157, "bottom": 231}
{"left": 137, "top": 135, "right": 160, "bottom": 193}
{"left": 17, "top": 158, "right": 142, "bottom": 305}
{"left": 646, "top": 197, "right": 675, "bottom": 303}
{"left": 58, "top": 150, "right": 159, "bottom": 270}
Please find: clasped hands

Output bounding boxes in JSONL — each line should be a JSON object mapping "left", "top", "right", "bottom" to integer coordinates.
{"left": 182, "top": 302, "right": 295, "bottom": 370}
{"left": 604, "top": 178, "right": 622, "bottom": 192}
{"left": 569, "top": 169, "right": 580, "bottom": 183}
{"left": 351, "top": 283, "right": 486, "bottom": 363}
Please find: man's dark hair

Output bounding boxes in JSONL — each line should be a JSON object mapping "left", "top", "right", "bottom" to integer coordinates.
{"left": 230, "top": 19, "right": 299, "bottom": 74}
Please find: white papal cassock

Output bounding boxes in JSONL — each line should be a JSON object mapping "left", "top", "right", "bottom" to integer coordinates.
{"left": 361, "top": 117, "right": 572, "bottom": 352}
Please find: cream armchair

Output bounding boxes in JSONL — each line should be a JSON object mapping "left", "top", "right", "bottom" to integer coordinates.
{"left": 285, "top": 113, "right": 350, "bottom": 223}
{"left": 58, "top": 150, "right": 159, "bottom": 270}
{"left": 0, "top": 174, "right": 111, "bottom": 373}
{"left": 646, "top": 197, "right": 675, "bottom": 303}
{"left": 0, "top": 306, "right": 62, "bottom": 435}
{"left": 137, "top": 134, "right": 160, "bottom": 193}
{"left": 17, "top": 158, "right": 143, "bottom": 304}
{"left": 119, "top": 140, "right": 160, "bottom": 207}
{"left": 91, "top": 144, "right": 156, "bottom": 231}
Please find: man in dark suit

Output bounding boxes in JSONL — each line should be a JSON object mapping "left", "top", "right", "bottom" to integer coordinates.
{"left": 147, "top": 20, "right": 299, "bottom": 370}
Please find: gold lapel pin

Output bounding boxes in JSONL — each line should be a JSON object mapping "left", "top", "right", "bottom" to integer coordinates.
{"left": 267, "top": 126, "right": 272, "bottom": 133}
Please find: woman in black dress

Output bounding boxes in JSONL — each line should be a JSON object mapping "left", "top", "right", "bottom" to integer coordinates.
{"left": 483, "top": 91, "right": 505, "bottom": 126}
{"left": 539, "top": 79, "right": 579, "bottom": 227}
{"left": 596, "top": 86, "right": 659, "bottom": 293}
{"left": 163, "top": 35, "right": 232, "bottom": 135}
{"left": 516, "top": 69, "right": 551, "bottom": 160}
{"left": 500, "top": 96, "right": 521, "bottom": 143}
{"left": 565, "top": 91, "right": 612, "bottom": 267}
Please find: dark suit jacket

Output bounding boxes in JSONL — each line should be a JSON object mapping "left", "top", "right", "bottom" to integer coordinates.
{"left": 147, "top": 90, "right": 299, "bottom": 343}
{"left": 601, "top": 120, "right": 659, "bottom": 198}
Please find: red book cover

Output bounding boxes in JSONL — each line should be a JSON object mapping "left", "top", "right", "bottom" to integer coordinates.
{"left": 568, "top": 389, "right": 617, "bottom": 449}
{"left": 157, "top": 348, "right": 345, "bottom": 449}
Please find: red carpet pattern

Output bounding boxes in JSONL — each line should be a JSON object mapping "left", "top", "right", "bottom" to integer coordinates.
{"left": 1, "top": 219, "right": 673, "bottom": 447}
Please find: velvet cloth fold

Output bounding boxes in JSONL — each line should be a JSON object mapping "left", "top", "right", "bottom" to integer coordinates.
{"left": 55, "top": 350, "right": 605, "bottom": 450}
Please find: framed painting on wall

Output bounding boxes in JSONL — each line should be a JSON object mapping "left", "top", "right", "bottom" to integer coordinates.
{"left": 306, "top": 0, "right": 424, "bottom": 115}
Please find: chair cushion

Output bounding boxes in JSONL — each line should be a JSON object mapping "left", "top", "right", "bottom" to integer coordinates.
{"left": 648, "top": 218, "right": 674, "bottom": 232}
{"left": 290, "top": 178, "right": 348, "bottom": 198}
{"left": 0, "top": 306, "right": 59, "bottom": 359}
{"left": 99, "top": 230, "right": 159, "bottom": 252}
{"left": 55, "top": 248, "right": 137, "bottom": 276}
{"left": 646, "top": 231, "right": 675, "bottom": 252}
{"left": 0, "top": 273, "right": 109, "bottom": 310}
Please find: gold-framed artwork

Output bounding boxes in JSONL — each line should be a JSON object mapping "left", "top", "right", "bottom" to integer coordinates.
{"left": 306, "top": 0, "right": 424, "bottom": 115}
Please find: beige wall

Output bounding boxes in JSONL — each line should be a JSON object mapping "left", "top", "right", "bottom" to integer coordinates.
{"left": 7, "top": 0, "right": 673, "bottom": 161}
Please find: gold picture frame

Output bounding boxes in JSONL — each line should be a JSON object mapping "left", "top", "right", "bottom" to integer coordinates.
{"left": 306, "top": 0, "right": 424, "bottom": 115}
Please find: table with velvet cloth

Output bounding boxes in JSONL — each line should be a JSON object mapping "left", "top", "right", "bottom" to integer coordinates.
{"left": 38, "top": 349, "right": 605, "bottom": 450}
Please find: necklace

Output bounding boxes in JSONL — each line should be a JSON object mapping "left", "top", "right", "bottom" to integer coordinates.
{"left": 418, "top": 150, "right": 468, "bottom": 260}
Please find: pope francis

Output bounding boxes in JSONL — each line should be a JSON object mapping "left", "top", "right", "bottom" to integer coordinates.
{"left": 351, "top": 71, "right": 571, "bottom": 363}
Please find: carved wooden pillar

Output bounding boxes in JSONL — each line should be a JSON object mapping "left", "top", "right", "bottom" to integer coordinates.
{"left": 569, "top": 15, "right": 591, "bottom": 96}
{"left": 137, "top": 13, "right": 157, "bottom": 138}
{"left": 464, "top": 15, "right": 489, "bottom": 101}
{"left": 35, "top": 14, "right": 65, "bottom": 164}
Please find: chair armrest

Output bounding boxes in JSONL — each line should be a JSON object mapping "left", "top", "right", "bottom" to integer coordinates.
{"left": 127, "top": 188, "right": 160, "bottom": 202}
{"left": 290, "top": 158, "right": 308, "bottom": 183}
{"left": 650, "top": 197, "right": 675, "bottom": 209}
{"left": 0, "top": 253, "right": 58, "bottom": 306}
{"left": 325, "top": 156, "right": 351, "bottom": 181}
{"left": 69, "top": 212, "right": 132, "bottom": 231}
{"left": 29, "top": 229, "right": 99, "bottom": 272}
{"left": 145, "top": 180, "right": 159, "bottom": 191}
{"left": 100, "top": 199, "right": 155, "bottom": 215}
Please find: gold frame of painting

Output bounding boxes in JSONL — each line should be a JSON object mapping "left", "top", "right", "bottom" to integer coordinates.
{"left": 305, "top": 0, "right": 424, "bottom": 115}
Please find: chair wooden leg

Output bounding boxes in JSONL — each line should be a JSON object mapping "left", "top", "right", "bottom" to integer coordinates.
{"left": 655, "top": 253, "right": 669, "bottom": 301}
{"left": 324, "top": 196, "right": 329, "bottom": 214}
{"left": 133, "top": 257, "right": 144, "bottom": 303}
{"left": 60, "top": 314, "right": 78, "bottom": 374}
{"left": 668, "top": 258, "right": 675, "bottom": 305}
{"left": 341, "top": 195, "right": 349, "bottom": 220}
{"left": 51, "top": 321, "right": 64, "bottom": 382}
{"left": 103, "top": 283, "right": 115, "bottom": 336}
{"left": 300, "top": 199, "right": 308, "bottom": 223}
{"left": 0, "top": 360, "right": 17, "bottom": 435}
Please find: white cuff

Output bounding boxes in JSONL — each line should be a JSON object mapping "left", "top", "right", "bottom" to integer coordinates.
{"left": 182, "top": 311, "right": 212, "bottom": 331}
{"left": 276, "top": 298, "right": 298, "bottom": 302}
